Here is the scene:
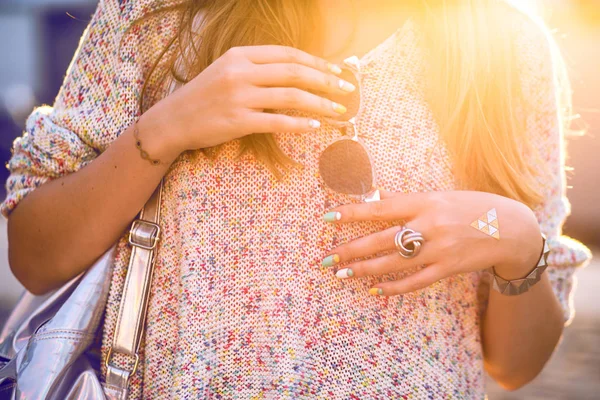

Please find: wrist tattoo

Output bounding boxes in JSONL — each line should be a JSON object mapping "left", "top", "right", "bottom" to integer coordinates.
{"left": 470, "top": 208, "right": 500, "bottom": 239}
{"left": 133, "top": 121, "right": 161, "bottom": 166}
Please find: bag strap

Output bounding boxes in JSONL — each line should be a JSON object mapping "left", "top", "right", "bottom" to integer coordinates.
{"left": 104, "top": 180, "right": 163, "bottom": 400}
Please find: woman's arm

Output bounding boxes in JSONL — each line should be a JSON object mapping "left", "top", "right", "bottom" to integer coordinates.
{"left": 4, "top": 0, "right": 182, "bottom": 294}
{"left": 481, "top": 251, "right": 564, "bottom": 390}
{"left": 312, "top": 10, "right": 589, "bottom": 394}
{"left": 482, "top": 14, "right": 591, "bottom": 389}
{"left": 5, "top": 4, "right": 363, "bottom": 294}
{"left": 8, "top": 41, "right": 358, "bottom": 295}
{"left": 318, "top": 14, "right": 590, "bottom": 388}
{"left": 7, "top": 107, "right": 180, "bottom": 295}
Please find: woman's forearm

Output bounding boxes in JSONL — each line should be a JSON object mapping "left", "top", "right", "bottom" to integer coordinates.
{"left": 7, "top": 102, "right": 182, "bottom": 295}
{"left": 482, "top": 264, "right": 564, "bottom": 390}
{"left": 6, "top": 45, "right": 365, "bottom": 295}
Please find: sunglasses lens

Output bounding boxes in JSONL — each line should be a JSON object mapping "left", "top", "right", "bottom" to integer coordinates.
{"left": 328, "top": 68, "right": 360, "bottom": 122}
{"left": 318, "top": 137, "right": 373, "bottom": 195}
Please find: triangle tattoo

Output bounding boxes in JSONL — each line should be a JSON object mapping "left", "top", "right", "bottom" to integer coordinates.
{"left": 470, "top": 208, "right": 500, "bottom": 240}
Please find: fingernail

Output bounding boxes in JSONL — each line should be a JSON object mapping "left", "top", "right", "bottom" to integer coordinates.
{"left": 336, "top": 268, "right": 354, "bottom": 279}
{"left": 327, "top": 63, "right": 342, "bottom": 75}
{"left": 368, "top": 288, "right": 384, "bottom": 296}
{"left": 338, "top": 79, "right": 356, "bottom": 93}
{"left": 323, "top": 211, "right": 341, "bottom": 222}
{"left": 332, "top": 102, "right": 347, "bottom": 114}
{"left": 322, "top": 254, "right": 340, "bottom": 267}
{"left": 308, "top": 119, "right": 321, "bottom": 128}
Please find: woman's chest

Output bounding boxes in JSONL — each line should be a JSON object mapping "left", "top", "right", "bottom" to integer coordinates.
{"left": 160, "top": 55, "right": 456, "bottom": 258}
{"left": 150, "top": 59, "right": 481, "bottom": 348}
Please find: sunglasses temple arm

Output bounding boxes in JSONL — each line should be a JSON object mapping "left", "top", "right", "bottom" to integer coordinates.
{"left": 348, "top": 118, "right": 360, "bottom": 141}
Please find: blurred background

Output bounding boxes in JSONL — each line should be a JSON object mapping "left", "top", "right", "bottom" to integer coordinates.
{"left": 0, "top": 0, "right": 598, "bottom": 398}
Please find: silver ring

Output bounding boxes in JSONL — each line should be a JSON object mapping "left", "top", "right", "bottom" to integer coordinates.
{"left": 401, "top": 232, "right": 424, "bottom": 246}
{"left": 404, "top": 240, "right": 422, "bottom": 258}
{"left": 394, "top": 227, "right": 425, "bottom": 259}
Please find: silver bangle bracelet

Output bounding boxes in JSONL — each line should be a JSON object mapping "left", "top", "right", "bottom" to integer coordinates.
{"left": 488, "top": 234, "right": 550, "bottom": 296}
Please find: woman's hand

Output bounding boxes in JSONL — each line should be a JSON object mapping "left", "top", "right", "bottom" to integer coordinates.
{"left": 144, "top": 45, "right": 355, "bottom": 155}
{"left": 322, "top": 190, "right": 545, "bottom": 296}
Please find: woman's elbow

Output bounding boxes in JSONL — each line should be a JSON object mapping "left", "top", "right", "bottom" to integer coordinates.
{"left": 8, "top": 249, "right": 54, "bottom": 296}
{"left": 489, "top": 370, "right": 539, "bottom": 392}
{"left": 7, "top": 215, "right": 58, "bottom": 295}
{"left": 486, "top": 340, "right": 562, "bottom": 392}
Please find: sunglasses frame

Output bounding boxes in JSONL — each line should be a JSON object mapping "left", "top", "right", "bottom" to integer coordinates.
{"left": 319, "top": 55, "right": 381, "bottom": 202}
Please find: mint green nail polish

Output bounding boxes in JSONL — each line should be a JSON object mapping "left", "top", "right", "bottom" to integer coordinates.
{"left": 321, "top": 254, "right": 340, "bottom": 267}
{"left": 323, "top": 211, "right": 341, "bottom": 222}
{"left": 336, "top": 268, "right": 354, "bottom": 279}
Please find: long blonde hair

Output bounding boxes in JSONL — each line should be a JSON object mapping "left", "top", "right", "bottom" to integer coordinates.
{"left": 133, "top": 0, "right": 572, "bottom": 207}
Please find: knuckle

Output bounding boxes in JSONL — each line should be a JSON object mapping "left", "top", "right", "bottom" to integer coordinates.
{"left": 374, "top": 232, "right": 391, "bottom": 252}
{"left": 313, "top": 56, "right": 326, "bottom": 71}
{"left": 428, "top": 194, "right": 450, "bottom": 211}
{"left": 225, "top": 109, "right": 244, "bottom": 127}
{"left": 320, "top": 96, "right": 330, "bottom": 111}
{"left": 229, "top": 89, "right": 246, "bottom": 105}
{"left": 430, "top": 213, "right": 450, "bottom": 231}
{"left": 341, "top": 244, "right": 360, "bottom": 263}
{"left": 282, "top": 88, "right": 300, "bottom": 107}
{"left": 286, "top": 63, "right": 302, "bottom": 84}
{"left": 336, "top": 246, "right": 351, "bottom": 262}
{"left": 224, "top": 46, "right": 243, "bottom": 59}
{"left": 265, "top": 116, "right": 283, "bottom": 133}
{"left": 220, "top": 66, "right": 240, "bottom": 85}
{"left": 351, "top": 260, "right": 368, "bottom": 277}
{"left": 257, "top": 114, "right": 274, "bottom": 132}
{"left": 283, "top": 46, "right": 298, "bottom": 62}
{"left": 406, "top": 278, "right": 426, "bottom": 293}
{"left": 324, "top": 74, "right": 333, "bottom": 89}
{"left": 370, "top": 201, "right": 386, "bottom": 219}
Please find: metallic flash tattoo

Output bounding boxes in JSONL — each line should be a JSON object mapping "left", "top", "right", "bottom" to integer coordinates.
{"left": 470, "top": 208, "right": 500, "bottom": 239}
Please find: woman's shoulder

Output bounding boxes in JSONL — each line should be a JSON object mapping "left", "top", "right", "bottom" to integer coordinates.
{"left": 497, "top": 3, "right": 563, "bottom": 104}
{"left": 116, "top": 0, "right": 187, "bottom": 22}
{"left": 500, "top": 3, "right": 558, "bottom": 70}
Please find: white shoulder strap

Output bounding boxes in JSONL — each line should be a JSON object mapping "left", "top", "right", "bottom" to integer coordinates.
{"left": 104, "top": 180, "right": 163, "bottom": 400}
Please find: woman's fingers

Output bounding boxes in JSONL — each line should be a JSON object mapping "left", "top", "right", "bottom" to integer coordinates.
{"left": 378, "top": 189, "right": 406, "bottom": 200}
{"left": 236, "top": 45, "right": 340, "bottom": 75}
{"left": 250, "top": 87, "right": 346, "bottom": 118}
{"left": 245, "top": 112, "right": 321, "bottom": 134}
{"left": 334, "top": 252, "right": 431, "bottom": 280}
{"left": 369, "top": 264, "right": 446, "bottom": 297}
{"left": 325, "top": 225, "right": 407, "bottom": 265}
{"left": 222, "top": 45, "right": 353, "bottom": 122}
{"left": 327, "top": 225, "right": 434, "bottom": 278}
{"left": 326, "top": 195, "right": 426, "bottom": 223}
{"left": 252, "top": 63, "right": 355, "bottom": 95}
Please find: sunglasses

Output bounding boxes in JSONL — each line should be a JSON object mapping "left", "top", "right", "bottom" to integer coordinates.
{"left": 318, "top": 56, "right": 381, "bottom": 202}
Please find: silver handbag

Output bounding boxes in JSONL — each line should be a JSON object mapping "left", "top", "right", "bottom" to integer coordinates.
{"left": 0, "top": 181, "right": 163, "bottom": 400}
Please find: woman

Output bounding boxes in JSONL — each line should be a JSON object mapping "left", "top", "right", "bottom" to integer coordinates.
{"left": 3, "top": 0, "right": 591, "bottom": 398}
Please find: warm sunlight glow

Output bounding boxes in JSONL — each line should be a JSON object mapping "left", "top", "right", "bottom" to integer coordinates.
{"left": 508, "top": 0, "right": 540, "bottom": 15}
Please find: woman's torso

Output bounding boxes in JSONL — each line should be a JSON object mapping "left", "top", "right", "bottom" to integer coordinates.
{"left": 140, "top": 20, "right": 487, "bottom": 399}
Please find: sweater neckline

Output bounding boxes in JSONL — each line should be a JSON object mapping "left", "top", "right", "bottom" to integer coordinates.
{"left": 328, "top": 17, "right": 416, "bottom": 68}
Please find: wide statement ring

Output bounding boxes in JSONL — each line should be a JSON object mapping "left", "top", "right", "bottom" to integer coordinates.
{"left": 394, "top": 227, "right": 425, "bottom": 259}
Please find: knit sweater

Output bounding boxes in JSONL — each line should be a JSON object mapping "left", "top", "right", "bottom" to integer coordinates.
{"left": 2, "top": 0, "right": 592, "bottom": 398}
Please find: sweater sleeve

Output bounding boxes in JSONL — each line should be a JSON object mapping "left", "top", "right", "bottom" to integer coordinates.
{"left": 509, "top": 14, "right": 591, "bottom": 324}
{"left": 1, "top": 0, "right": 137, "bottom": 218}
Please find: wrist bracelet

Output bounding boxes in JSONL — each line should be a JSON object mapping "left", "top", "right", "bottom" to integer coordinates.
{"left": 133, "top": 121, "right": 161, "bottom": 166}
{"left": 488, "top": 233, "right": 550, "bottom": 296}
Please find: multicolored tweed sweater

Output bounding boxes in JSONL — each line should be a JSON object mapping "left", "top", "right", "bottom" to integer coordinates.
{"left": 2, "top": 0, "right": 592, "bottom": 398}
